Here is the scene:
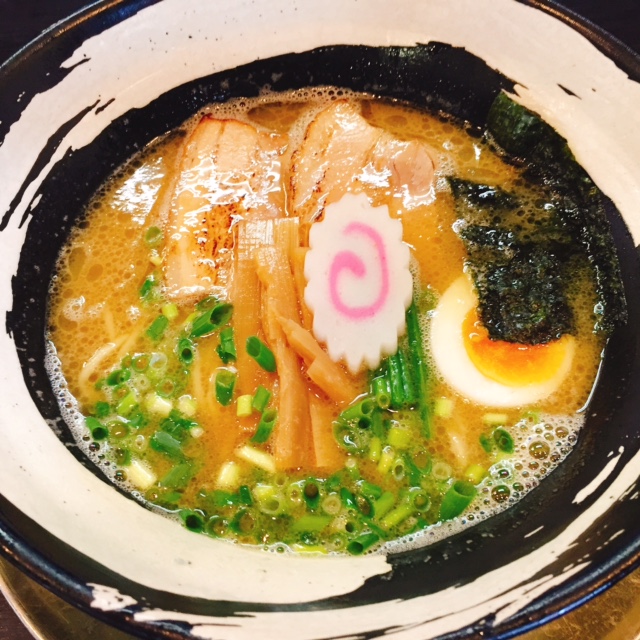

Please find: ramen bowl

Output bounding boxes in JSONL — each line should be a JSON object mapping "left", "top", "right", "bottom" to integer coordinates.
{"left": 1, "top": 1, "right": 639, "bottom": 638}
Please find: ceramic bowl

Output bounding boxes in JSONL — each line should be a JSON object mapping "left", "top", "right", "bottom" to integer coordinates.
{"left": 0, "top": 1, "right": 639, "bottom": 638}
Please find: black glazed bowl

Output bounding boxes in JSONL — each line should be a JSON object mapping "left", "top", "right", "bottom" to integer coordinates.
{"left": 1, "top": 1, "right": 640, "bottom": 638}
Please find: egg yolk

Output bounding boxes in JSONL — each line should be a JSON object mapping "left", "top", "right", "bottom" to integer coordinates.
{"left": 463, "top": 310, "right": 572, "bottom": 387}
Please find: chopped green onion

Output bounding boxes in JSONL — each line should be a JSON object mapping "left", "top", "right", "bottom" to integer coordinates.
{"left": 387, "top": 352, "right": 405, "bottom": 409}
{"left": 146, "top": 315, "right": 169, "bottom": 341}
{"left": 177, "top": 394, "right": 197, "bottom": 417}
{"left": 254, "top": 488, "right": 286, "bottom": 516}
{"left": 86, "top": 416, "right": 108, "bottom": 441}
{"left": 439, "top": 480, "right": 477, "bottom": 521}
{"left": 339, "top": 487, "right": 358, "bottom": 511}
{"left": 132, "top": 354, "right": 149, "bottom": 372}
{"left": 229, "top": 509, "right": 255, "bottom": 534}
{"left": 334, "top": 420, "right": 371, "bottom": 454}
{"left": 347, "top": 532, "right": 380, "bottom": 555}
{"left": 434, "top": 397, "right": 454, "bottom": 418}
{"left": 321, "top": 494, "right": 342, "bottom": 515}
{"left": 145, "top": 392, "right": 173, "bottom": 417}
{"left": 156, "top": 377, "right": 177, "bottom": 398}
{"left": 196, "top": 296, "right": 218, "bottom": 311}
{"left": 402, "top": 453, "right": 426, "bottom": 485}
{"left": 93, "top": 401, "right": 110, "bottom": 418}
{"left": 215, "top": 370, "right": 237, "bottom": 406}
{"left": 464, "top": 463, "right": 487, "bottom": 485}
{"left": 180, "top": 509, "right": 205, "bottom": 532}
{"left": 204, "top": 515, "right": 226, "bottom": 538}
{"left": 144, "top": 226, "right": 163, "bottom": 247}
{"left": 236, "top": 445, "right": 276, "bottom": 473}
{"left": 190, "top": 303, "right": 233, "bottom": 338}
{"left": 251, "top": 408, "right": 277, "bottom": 443}
{"left": 339, "top": 398, "right": 375, "bottom": 429}
{"left": 483, "top": 412, "right": 508, "bottom": 426}
{"left": 106, "top": 368, "right": 131, "bottom": 386}
{"left": 150, "top": 430, "right": 183, "bottom": 459}
{"left": 377, "top": 446, "right": 395, "bottom": 475}
{"left": 373, "top": 491, "right": 395, "bottom": 519}
{"left": 398, "top": 351, "right": 417, "bottom": 406}
{"left": 380, "top": 502, "right": 414, "bottom": 530}
{"left": 303, "top": 479, "right": 321, "bottom": 509}
{"left": 128, "top": 410, "right": 147, "bottom": 429}
{"left": 176, "top": 338, "right": 195, "bottom": 365}
{"left": 371, "top": 376, "right": 391, "bottom": 409}
{"left": 359, "top": 480, "right": 383, "bottom": 500}
{"left": 410, "top": 489, "right": 431, "bottom": 511}
{"left": 216, "top": 326, "right": 237, "bottom": 363}
{"left": 406, "top": 300, "right": 432, "bottom": 437}
{"left": 292, "top": 514, "right": 332, "bottom": 533}
{"left": 493, "top": 427, "right": 515, "bottom": 454}
{"left": 159, "top": 462, "right": 194, "bottom": 490}
{"left": 246, "top": 336, "right": 276, "bottom": 372}
{"left": 387, "top": 425, "right": 412, "bottom": 450}
{"left": 431, "top": 460, "right": 453, "bottom": 481}
{"left": 161, "top": 411, "right": 196, "bottom": 440}
{"left": 237, "top": 394, "right": 253, "bottom": 418}
{"left": 368, "top": 435, "right": 382, "bottom": 463}
{"left": 139, "top": 275, "right": 156, "bottom": 301}
{"left": 149, "top": 250, "right": 162, "bottom": 267}
{"left": 203, "top": 489, "right": 243, "bottom": 508}
{"left": 251, "top": 385, "right": 271, "bottom": 412}
{"left": 479, "top": 433, "right": 493, "bottom": 453}
{"left": 126, "top": 458, "right": 157, "bottom": 490}
{"left": 216, "top": 461, "right": 241, "bottom": 489}
{"left": 160, "top": 303, "right": 178, "bottom": 322}
{"left": 239, "top": 485, "right": 253, "bottom": 506}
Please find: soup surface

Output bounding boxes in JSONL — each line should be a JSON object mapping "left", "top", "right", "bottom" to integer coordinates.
{"left": 47, "top": 88, "right": 612, "bottom": 554}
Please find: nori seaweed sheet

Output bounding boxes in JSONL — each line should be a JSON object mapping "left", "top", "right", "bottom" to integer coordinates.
{"left": 485, "top": 92, "right": 627, "bottom": 335}
{"left": 449, "top": 178, "right": 575, "bottom": 344}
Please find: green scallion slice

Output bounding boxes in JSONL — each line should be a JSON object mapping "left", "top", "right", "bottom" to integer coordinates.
{"left": 159, "top": 462, "right": 194, "bottom": 490}
{"left": 439, "top": 480, "right": 477, "bottom": 521}
{"left": 251, "top": 409, "right": 277, "bottom": 443}
{"left": 93, "top": 401, "right": 110, "bottom": 418}
{"left": 106, "top": 368, "right": 131, "bottom": 386}
{"left": 180, "top": 509, "right": 205, "bottom": 532}
{"left": 144, "top": 226, "right": 163, "bottom": 247}
{"left": 216, "top": 326, "right": 237, "bottom": 363}
{"left": 493, "top": 427, "right": 515, "bottom": 454}
{"left": 146, "top": 315, "right": 169, "bottom": 341}
{"left": 190, "top": 303, "right": 233, "bottom": 338}
{"left": 292, "top": 514, "right": 332, "bottom": 533}
{"left": 239, "top": 485, "right": 253, "bottom": 506}
{"left": 139, "top": 275, "right": 156, "bottom": 300}
{"left": 347, "top": 532, "right": 380, "bottom": 555}
{"left": 251, "top": 385, "right": 271, "bottom": 412}
{"left": 150, "top": 430, "right": 183, "bottom": 459}
{"left": 86, "top": 416, "right": 108, "bottom": 441}
{"left": 246, "top": 336, "right": 276, "bottom": 372}
{"left": 176, "top": 338, "right": 195, "bottom": 365}
{"left": 215, "top": 370, "right": 237, "bottom": 406}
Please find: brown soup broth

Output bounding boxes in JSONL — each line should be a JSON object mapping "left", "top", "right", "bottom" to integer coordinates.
{"left": 46, "top": 89, "right": 603, "bottom": 554}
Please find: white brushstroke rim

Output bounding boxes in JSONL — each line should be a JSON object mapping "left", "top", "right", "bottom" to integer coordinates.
{"left": 0, "top": 0, "right": 638, "bottom": 638}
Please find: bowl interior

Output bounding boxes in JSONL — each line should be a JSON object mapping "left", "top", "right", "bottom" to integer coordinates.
{"left": 1, "top": 2, "right": 640, "bottom": 639}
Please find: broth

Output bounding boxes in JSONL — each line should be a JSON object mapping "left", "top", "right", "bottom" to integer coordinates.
{"left": 47, "top": 88, "right": 606, "bottom": 554}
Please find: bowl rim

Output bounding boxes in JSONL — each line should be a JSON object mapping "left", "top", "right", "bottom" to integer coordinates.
{"left": 0, "top": 1, "right": 639, "bottom": 639}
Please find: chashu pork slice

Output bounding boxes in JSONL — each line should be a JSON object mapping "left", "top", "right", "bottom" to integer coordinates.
{"left": 289, "top": 100, "right": 436, "bottom": 229}
{"left": 164, "top": 116, "right": 287, "bottom": 302}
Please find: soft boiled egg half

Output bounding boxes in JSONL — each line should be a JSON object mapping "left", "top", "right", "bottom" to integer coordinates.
{"left": 430, "top": 275, "right": 575, "bottom": 408}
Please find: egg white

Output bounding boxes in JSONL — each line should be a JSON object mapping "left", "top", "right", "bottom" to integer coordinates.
{"left": 430, "top": 275, "right": 575, "bottom": 408}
